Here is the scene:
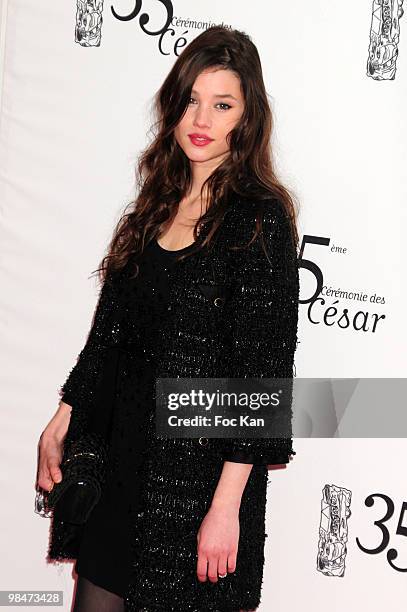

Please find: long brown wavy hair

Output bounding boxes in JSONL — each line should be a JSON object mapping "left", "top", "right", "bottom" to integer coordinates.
{"left": 96, "top": 25, "right": 299, "bottom": 283}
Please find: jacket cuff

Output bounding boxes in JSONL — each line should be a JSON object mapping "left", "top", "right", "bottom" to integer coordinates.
{"left": 223, "top": 448, "right": 296, "bottom": 465}
{"left": 60, "top": 391, "right": 75, "bottom": 407}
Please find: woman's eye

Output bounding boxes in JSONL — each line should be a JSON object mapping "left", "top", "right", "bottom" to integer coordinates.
{"left": 216, "top": 103, "right": 231, "bottom": 111}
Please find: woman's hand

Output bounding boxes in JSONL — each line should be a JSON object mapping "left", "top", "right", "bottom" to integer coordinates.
{"left": 196, "top": 501, "right": 240, "bottom": 583}
{"left": 36, "top": 401, "right": 71, "bottom": 492}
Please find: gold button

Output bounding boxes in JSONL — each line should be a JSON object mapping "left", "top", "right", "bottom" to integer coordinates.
{"left": 198, "top": 437, "right": 208, "bottom": 446}
{"left": 213, "top": 297, "right": 224, "bottom": 307}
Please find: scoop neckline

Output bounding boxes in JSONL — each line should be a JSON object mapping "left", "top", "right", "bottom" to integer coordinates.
{"left": 154, "top": 238, "right": 196, "bottom": 253}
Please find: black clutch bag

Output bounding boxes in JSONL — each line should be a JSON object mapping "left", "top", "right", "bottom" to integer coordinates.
{"left": 35, "top": 431, "right": 109, "bottom": 524}
{"left": 35, "top": 346, "right": 122, "bottom": 525}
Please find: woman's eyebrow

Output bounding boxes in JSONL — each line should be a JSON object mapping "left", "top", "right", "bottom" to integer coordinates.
{"left": 191, "top": 89, "right": 238, "bottom": 101}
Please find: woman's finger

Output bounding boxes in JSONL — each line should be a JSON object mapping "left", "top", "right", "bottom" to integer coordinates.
{"left": 36, "top": 440, "right": 62, "bottom": 490}
{"left": 196, "top": 551, "right": 208, "bottom": 582}
{"left": 37, "top": 464, "right": 54, "bottom": 491}
{"left": 47, "top": 457, "right": 62, "bottom": 483}
{"left": 207, "top": 553, "right": 219, "bottom": 583}
{"left": 227, "top": 549, "right": 237, "bottom": 573}
{"left": 217, "top": 553, "right": 228, "bottom": 578}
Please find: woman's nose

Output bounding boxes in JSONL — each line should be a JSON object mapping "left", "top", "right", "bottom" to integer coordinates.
{"left": 193, "top": 108, "right": 211, "bottom": 128}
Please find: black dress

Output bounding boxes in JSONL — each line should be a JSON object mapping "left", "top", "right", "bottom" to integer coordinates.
{"left": 74, "top": 237, "right": 197, "bottom": 597}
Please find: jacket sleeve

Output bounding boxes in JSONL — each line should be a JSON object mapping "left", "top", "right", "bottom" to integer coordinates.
{"left": 60, "top": 267, "right": 124, "bottom": 418}
{"left": 223, "top": 198, "right": 299, "bottom": 466}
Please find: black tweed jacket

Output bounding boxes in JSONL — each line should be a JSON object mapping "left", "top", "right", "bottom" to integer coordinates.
{"left": 48, "top": 194, "right": 299, "bottom": 569}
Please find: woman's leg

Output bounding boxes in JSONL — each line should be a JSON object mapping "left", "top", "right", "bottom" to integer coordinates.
{"left": 72, "top": 576, "right": 124, "bottom": 612}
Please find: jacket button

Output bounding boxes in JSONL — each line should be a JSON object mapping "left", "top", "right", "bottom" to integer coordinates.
{"left": 213, "top": 297, "right": 224, "bottom": 307}
{"left": 198, "top": 437, "right": 208, "bottom": 446}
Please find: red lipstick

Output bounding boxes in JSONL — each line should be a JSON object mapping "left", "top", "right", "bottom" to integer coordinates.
{"left": 188, "top": 133, "right": 214, "bottom": 147}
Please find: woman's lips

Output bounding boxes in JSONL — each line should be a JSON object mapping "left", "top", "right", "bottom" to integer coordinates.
{"left": 188, "top": 135, "right": 213, "bottom": 147}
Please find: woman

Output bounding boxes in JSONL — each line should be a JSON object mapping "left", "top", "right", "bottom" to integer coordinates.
{"left": 36, "top": 25, "right": 299, "bottom": 612}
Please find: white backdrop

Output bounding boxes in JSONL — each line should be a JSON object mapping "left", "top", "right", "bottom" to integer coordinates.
{"left": 0, "top": 0, "right": 406, "bottom": 610}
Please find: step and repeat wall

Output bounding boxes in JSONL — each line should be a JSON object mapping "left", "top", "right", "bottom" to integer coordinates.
{"left": 0, "top": 1, "right": 405, "bottom": 610}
